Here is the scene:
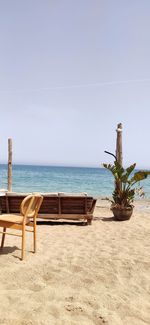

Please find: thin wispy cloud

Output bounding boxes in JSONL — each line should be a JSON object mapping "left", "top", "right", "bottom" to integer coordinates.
{"left": 0, "top": 78, "right": 150, "bottom": 94}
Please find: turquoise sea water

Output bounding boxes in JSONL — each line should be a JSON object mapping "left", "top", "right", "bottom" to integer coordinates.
{"left": 0, "top": 164, "right": 150, "bottom": 198}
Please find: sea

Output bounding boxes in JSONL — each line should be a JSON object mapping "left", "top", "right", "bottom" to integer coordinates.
{"left": 0, "top": 164, "right": 150, "bottom": 198}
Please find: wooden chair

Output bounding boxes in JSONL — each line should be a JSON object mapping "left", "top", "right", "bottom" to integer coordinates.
{"left": 0, "top": 194, "right": 43, "bottom": 260}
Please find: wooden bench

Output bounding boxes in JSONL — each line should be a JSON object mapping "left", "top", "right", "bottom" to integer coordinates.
{"left": 1, "top": 192, "right": 97, "bottom": 225}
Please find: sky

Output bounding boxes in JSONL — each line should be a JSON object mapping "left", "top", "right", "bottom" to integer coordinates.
{"left": 0, "top": 0, "right": 150, "bottom": 168}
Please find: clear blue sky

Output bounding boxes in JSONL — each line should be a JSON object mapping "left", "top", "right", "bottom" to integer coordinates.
{"left": 0, "top": 0, "right": 150, "bottom": 168}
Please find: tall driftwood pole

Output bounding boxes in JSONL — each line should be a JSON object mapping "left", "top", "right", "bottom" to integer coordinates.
{"left": 115, "top": 123, "right": 123, "bottom": 192}
{"left": 8, "top": 138, "right": 12, "bottom": 192}
{"left": 116, "top": 123, "right": 123, "bottom": 166}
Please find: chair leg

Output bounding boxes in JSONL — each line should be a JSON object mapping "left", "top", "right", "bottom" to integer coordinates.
{"left": 33, "top": 219, "right": 37, "bottom": 253}
{"left": 1, "top": 227, "right": 6, "bottom": 249}
{"left": 21, "top": 224, "right": 26, "bottom": 260}
{"left": 87, "top": 217, "right": 92, "bottom": 225}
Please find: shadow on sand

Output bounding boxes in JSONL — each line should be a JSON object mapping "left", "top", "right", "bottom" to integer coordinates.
{"left": 37, "top": 220, "right": 87, "bottom": 226}
{"left": 94, "top": 216, "right": 116, "bottom": 222}
{"left": 101, "top": 216, "right": 116, "bottom": 222}
{"left": 0, "top": 246, "right": 19, "bottom": 255}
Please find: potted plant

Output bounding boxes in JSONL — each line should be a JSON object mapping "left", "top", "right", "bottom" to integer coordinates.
{"left": 103, "top": 161, "right": 150, "bottom": 221}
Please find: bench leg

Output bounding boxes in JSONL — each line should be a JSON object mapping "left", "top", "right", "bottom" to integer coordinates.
{"left": 87, "top": 218, "right": 92, "bottom": 225}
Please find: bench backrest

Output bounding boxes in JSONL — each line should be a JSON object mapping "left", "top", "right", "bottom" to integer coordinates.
{"left": 1, "top": 193, "right": 96, "bottom": 215}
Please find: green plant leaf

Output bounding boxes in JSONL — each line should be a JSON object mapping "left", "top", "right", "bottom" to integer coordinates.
{"left": 131, "top": 171, "right": 149, "bottom": 183}
{"left": 126, "top": 163, "right": 136, "bottom": 176}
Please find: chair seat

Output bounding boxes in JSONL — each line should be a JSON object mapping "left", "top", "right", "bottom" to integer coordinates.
{"left": 0, "top": 214, "right": 28, "bottom": 224}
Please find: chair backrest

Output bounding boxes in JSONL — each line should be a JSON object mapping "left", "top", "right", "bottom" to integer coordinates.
{"left": 20, "top": 194, "right": 43, "bottom": 218}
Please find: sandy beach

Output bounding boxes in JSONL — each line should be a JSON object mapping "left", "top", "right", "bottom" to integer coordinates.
{"left": 0, "top": 198, "right": 150, "bottom": 325}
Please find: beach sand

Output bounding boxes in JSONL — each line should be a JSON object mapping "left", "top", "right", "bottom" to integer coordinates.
{"left": 0, "top": 199, "right": 150, "bottom": 325}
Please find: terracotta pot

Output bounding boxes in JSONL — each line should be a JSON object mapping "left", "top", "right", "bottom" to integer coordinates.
{"left": 111, "top": 205, "right": 133, "bottom": 221}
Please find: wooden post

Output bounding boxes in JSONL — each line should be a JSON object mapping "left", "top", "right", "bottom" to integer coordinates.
{"left": 115, "top": 123, "right": 123, "bottom": 192}
{"left": 116, "top": 123, "right": 123, "bottom": 166}
{"left": 8, "top": 138, "right": 12, "bottom": 192}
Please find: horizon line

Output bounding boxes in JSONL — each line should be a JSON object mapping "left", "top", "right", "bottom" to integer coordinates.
{"left": 0, "top": 162, "right": 149, "bottom": 170}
